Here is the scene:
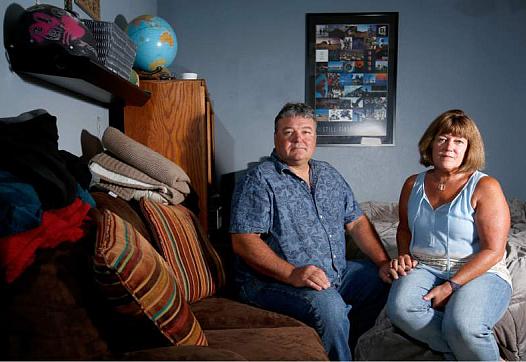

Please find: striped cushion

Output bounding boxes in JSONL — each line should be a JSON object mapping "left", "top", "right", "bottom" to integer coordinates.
{"left": 93, "top": 209, "right": 207, "bottom": 346}
{"left": 140, "top": 199, "right": 225, "bottom": 303}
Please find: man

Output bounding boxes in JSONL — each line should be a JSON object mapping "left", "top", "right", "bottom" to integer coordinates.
{"left": 229, "top": 102, "right": 394, "bottom": 361}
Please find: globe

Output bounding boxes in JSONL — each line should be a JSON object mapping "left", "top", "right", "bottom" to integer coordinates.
{"left": 127, "top": 15, "right": 177, "bottom": 72}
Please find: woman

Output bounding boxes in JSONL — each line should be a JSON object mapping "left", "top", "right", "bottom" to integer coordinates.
{"left": 386, "top": 109, "right": 512, "bottom": 360}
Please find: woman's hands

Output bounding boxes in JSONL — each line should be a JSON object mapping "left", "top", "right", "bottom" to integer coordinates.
{"left": 390, "top": 254, "right": 454, "bottom": 309}
{"left": 389, "top": 254, "right": 418, "bottom": 280}
{"left": 423, "top": 282, "right": 454, "bottom": 309}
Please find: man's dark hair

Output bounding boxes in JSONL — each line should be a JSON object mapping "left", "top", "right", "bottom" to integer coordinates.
{"left": 274, "top": 103, "right": 315, "bottom": 133}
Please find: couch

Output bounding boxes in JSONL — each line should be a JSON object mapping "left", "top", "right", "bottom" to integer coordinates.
{"left": 353, "top": 200, "right": 526, "bottom": 361}
{"left": 1, "top": 190, "right": 328, "bottom": 361}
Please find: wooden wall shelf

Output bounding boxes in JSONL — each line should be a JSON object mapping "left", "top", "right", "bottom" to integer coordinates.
{"left": 6, "top": 48, "right": 150, "bottom": 106}
{"left": 3, "top": 2, "right": 149, "bottom": 106}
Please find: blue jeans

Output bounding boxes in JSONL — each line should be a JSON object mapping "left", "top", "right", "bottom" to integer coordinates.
{"left": 238, "top": 259, "right": 388, "bottom": 361}
{"left": 386, "top": 265, "right": 512, "bottom": 361}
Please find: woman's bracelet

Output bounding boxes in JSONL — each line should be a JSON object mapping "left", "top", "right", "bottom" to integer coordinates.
{"left": 448, "top": 280, "right": 462, "bottom": 292}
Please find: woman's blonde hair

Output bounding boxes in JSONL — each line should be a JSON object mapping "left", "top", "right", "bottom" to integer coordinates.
{"left": 418, "top": 109, "right": 485, "bottom": 172}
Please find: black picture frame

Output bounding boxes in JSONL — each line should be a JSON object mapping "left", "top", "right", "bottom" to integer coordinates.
{"left": 306, "top": 12, "right": 398, "bottom": 146}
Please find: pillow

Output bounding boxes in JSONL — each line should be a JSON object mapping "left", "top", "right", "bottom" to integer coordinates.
{"left": 184, "top": 205, "right": 226, "bottom": 291}
{"left": 140, "top": 199, "right": 225, "bottom": 303}
{"left": 91, "top": 191, "right": 151, "bottom": 239}
{"left": 93, "top": 209, "right": 207, "bottom": 346}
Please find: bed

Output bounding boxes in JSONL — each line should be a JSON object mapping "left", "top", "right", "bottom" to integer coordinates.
{"left": 353, "top": 199, "right": 526, "bottom": 360}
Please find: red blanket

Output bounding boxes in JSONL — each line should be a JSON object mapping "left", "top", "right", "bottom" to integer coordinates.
{"left": 0, "top": 198, "right": 90, "bottom": 283}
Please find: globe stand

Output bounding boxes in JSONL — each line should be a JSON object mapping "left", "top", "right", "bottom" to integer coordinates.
{"left": 135, "top": 66, "right": 174, "bottom": 80}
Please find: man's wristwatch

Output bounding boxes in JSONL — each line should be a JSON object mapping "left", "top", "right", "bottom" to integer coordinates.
{"left": 448, "top": 280, "right": 462, "bottom": 292}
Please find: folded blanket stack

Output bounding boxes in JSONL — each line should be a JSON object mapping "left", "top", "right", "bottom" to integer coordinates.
{"left": 89, "top": 127, "right": 191, "bottom": 206}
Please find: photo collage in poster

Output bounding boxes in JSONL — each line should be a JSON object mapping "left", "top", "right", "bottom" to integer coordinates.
{"left": 313, "top": 22, "right": 392, "bottom": 143}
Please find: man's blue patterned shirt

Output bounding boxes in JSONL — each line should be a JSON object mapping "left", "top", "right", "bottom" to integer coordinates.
{"left": 229, "top": 150, "right": 363, "bottom": 286}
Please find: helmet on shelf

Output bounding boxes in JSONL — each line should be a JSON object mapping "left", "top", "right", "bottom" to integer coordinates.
{"left": 5, "top": 3, "right": 97, "bottom": 61}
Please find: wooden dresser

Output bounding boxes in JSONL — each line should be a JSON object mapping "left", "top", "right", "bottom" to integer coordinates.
{"left": 123, "top": 79, "right": 214, "bottom": 233}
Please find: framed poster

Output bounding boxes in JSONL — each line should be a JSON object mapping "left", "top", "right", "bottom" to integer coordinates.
{"left": 306, "top": 13, "right": 398, "bottom": 146}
